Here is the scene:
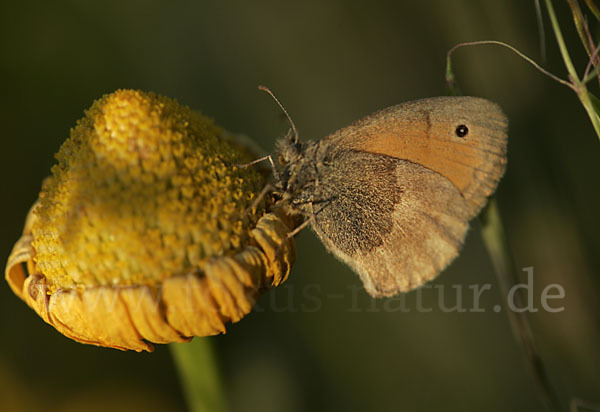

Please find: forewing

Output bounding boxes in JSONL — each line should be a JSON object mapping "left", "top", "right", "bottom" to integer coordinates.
{"left": 325, "top": 96, "right": 508, "bottom": 216}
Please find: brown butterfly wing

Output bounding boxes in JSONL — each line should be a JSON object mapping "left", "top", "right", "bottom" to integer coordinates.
{"left": 327, "top": 96, "right": 508, "bottom": 216}
{"left": 310, "top": 152, "right": 470, "bottom": 297}
{"left": 309, "top": 97, "right": 507, "bottom": 296}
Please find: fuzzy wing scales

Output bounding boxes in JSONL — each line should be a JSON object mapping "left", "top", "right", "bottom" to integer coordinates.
{"left": 311, "top": 154, "right": 471, "bottom": 297}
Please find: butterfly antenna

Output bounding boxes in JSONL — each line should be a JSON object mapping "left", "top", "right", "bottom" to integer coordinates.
{"left": 258, "top": 85, "right": 299, "bottom": 144}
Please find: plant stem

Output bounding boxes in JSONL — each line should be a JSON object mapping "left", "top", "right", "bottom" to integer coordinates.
{"left": 584, "top": 0, "right": 600, "bottom": 22}
{"left": 545, "top": 0, "right": 600, "bottom": 140}
{"left": 170, "top": 338, "right": 229, "bottom": 412}
{"left": 480, "top": 200, "right": 561, "bottom": 412}
{"left": 446, "top": 40, "right": 574, "bottom": 90}
{"left": 545, "top": 0, "right": 579, "bottom": 79}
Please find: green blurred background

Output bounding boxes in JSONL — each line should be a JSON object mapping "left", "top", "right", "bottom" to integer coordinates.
{"left": 1, "top": 1, "right": 599, "bottom": 411}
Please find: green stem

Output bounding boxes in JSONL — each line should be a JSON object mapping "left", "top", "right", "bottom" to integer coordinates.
{"left": 566, "top": 0, "right": 594, "bottom": 59}
{"left": 545, "top": 0, "right": 600, "bottom": 140}
{"left": 577, "top": 88, "right": 600, "bottom": 139}
{"left": 479, "top": 200, "right": 561, "bottom": 412}
{"left": 545, "top": 0, "right": 580, "bottom": 80}
{"left": 170, "top": 338, "right": 229, "bottom": 412}
{"left": 584, "top": 0, "right": 600, "bottom": 22}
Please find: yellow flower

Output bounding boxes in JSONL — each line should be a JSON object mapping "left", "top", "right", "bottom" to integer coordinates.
{"left": 5, "top": 90, "right": 296, "bottom": 352}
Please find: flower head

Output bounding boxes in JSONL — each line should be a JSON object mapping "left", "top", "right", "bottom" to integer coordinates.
{"left": 5, "top": 90, "right": 295, "bottom": 351}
